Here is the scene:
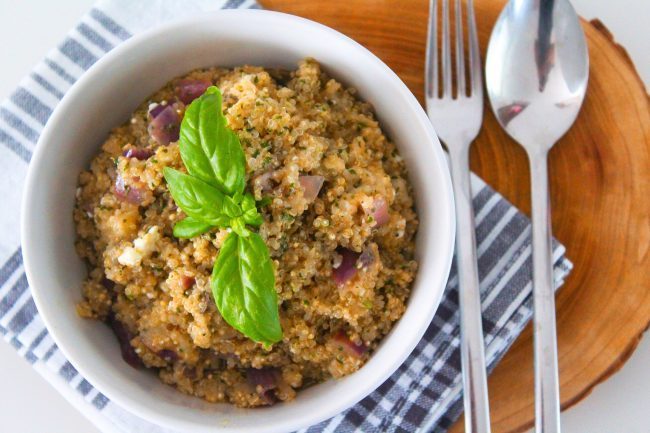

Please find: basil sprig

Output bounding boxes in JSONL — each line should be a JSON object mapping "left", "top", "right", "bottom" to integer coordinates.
{"left": 163, "top": 86, "right": 282, "bottom": 345}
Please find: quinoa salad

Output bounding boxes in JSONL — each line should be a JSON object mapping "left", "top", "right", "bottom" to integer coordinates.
{"left": 74, "top": 59, "right": 419, "bottom": 407}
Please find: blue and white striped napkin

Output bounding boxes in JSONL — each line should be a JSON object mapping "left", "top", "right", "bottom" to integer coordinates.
{"left": 0, "top": 1, "right": 572, "bottom": 432}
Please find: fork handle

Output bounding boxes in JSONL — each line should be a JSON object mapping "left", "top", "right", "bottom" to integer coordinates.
{"left": 448, "top": 145, "right": 492, "bottom": 433}
{"left": 528, "top": 151, "right": 561, "bottom": 433}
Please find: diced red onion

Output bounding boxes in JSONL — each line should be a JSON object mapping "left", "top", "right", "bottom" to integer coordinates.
{"left": 370, "top": 197, "right": 389, "bottom": 226}
{"left": 183, "top": 366, "right": 197, "bottom": 379}
{"left": 332, "top": 247, "right": 360, "bottom": 286}
{"left": 114, "top": 174, "right": 143, "bottom": 205}
{"left": 148, "top": 103, "right": 166, "bottom": 119}
{"left": 331, "top": 330, "right": 367, "bottom": 358}
{"left": 261, "top": 390, "right": 277, "bottom": 404}
{"left": 299, "top": 175, "right": 325, "bottom": 202}
{"left": 246, "top": 368, "right": 281, "bottom": 405}
{"left": 157, "top": 349, "right": 179, "bottom": 362}
{"left": 181, "top": 276, "right": 195, "bottom": 291}
{"left": 357, "top": 247, "right": 375, "bottom": 269}
{"left": 254, "top": 171, "right": 276, "bottom": 194}
{"left": 148, "top": 105, "right": 180, "bottom": 145}
{"left": 123, "top": 148, "right": 153, "bottom": 160}
{"left": 101, "top": 277, "right": 115, "bottom": 290}
{"left": 175, "top": 79, "right": 211, "bottom": 104}
{"left": 246, "top": 367, "right": 280, "bottom": 390}
{"left": 107, "top": 314, "right": 142, "bottom": 369}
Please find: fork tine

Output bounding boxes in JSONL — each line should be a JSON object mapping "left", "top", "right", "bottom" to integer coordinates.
{"left": 441, "top": 0, "right": 452, "bottom": 97}
{"left": 467, "top": 0, "right": 482, "bottom": 94}
{"left": 454, "top": 0, "right": 466, "bottom": 98}
{"left": 426, "top": 0, "right": 439, "bottom": 98}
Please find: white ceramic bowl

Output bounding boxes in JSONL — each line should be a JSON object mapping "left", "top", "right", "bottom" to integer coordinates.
{"left": 21, "top": 10, "right": 454, "bottom": 433}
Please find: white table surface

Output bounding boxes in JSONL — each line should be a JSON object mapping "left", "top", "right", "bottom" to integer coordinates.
{"left": 0, "top": 1, "right": 648, "bottom": 432}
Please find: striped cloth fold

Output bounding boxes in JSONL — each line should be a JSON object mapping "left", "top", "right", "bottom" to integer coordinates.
{"left": 0, "top": 1, "right": 572, "bottom": 432}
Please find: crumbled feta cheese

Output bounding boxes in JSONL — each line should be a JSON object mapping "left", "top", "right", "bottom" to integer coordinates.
{"left": 133, "top": 226, "right": 160, "bottom": 255}
{"left": 118, "top": 226, "right": 160, "bottom": 267}
{"left": 118, "top": 246, "right": 142, "bottom": 266}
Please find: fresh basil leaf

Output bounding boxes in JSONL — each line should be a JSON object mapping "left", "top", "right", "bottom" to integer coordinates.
{"left": 221, "top": 199, "right": 244, "bottom": 219}
{"left": 211, "top": 232, "right": 282, "bottom": 345}
{"left": 238, "top": 193, "right": 263, "bottom": 227}
{"left": 242, "top": 208, "right": 263, "bottom": 227}
{"left": 173, "top": 217, "right": 213, "bottom": 238}
{"left": 163, "top": 167, "right": 241, "bottom": 226}
{"left": 241, "top": 193, "right": 256, "bottom": 212}
{"left": 230, "top": 217, "right": 250, "bottom": 237}
{"left": 179, "top": 86, "right": 246, "bottom": 196}
{"left": 232, "top": 190, "right": 244, "bottom": 206}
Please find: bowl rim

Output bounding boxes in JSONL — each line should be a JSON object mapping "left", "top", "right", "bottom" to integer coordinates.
{"left": 21, "top": 8, "right": 455, "bottom": 433}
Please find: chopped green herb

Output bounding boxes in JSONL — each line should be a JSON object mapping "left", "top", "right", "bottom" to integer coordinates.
{"left": 278, "top": 237, "right": 288, "bottom": 254}
{"left": 256, "top": 196, "right": 273, "bottom": 208}
{"left": 281, "top": 212, "right": 295, "bottom": 223}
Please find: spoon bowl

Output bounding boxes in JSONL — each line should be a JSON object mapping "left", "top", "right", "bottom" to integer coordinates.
{"left": 486, "top": 0, "right": 589, "bottom": 151}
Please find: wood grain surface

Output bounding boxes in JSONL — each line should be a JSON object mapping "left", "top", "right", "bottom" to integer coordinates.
{"left": 260, "top": 1, "right": 650, "bottom": 432}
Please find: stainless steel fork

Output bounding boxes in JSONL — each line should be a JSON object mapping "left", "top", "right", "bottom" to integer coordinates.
{"left": 425, "top": 0, "right": 491, "bottom": 432}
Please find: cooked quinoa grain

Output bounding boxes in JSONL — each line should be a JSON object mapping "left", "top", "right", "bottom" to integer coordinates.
{"left": 74, "top": 59, "right": 418, "bottom": 407}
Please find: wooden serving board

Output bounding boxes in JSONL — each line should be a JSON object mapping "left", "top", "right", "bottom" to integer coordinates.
{"left": 261, "top": 1, "right": 650, "bottom": 431}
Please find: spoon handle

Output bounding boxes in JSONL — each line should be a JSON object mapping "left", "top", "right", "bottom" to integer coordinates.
{"left": 529, "top": 152, "right": 561, "bottom": 433}
{"left": 448, "top": 145, "right": 491, "bottom": 433}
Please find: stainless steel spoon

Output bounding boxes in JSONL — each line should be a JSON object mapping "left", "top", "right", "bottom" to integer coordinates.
{"left": 485, "top": 1, "right": 589, "bottom": 432}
